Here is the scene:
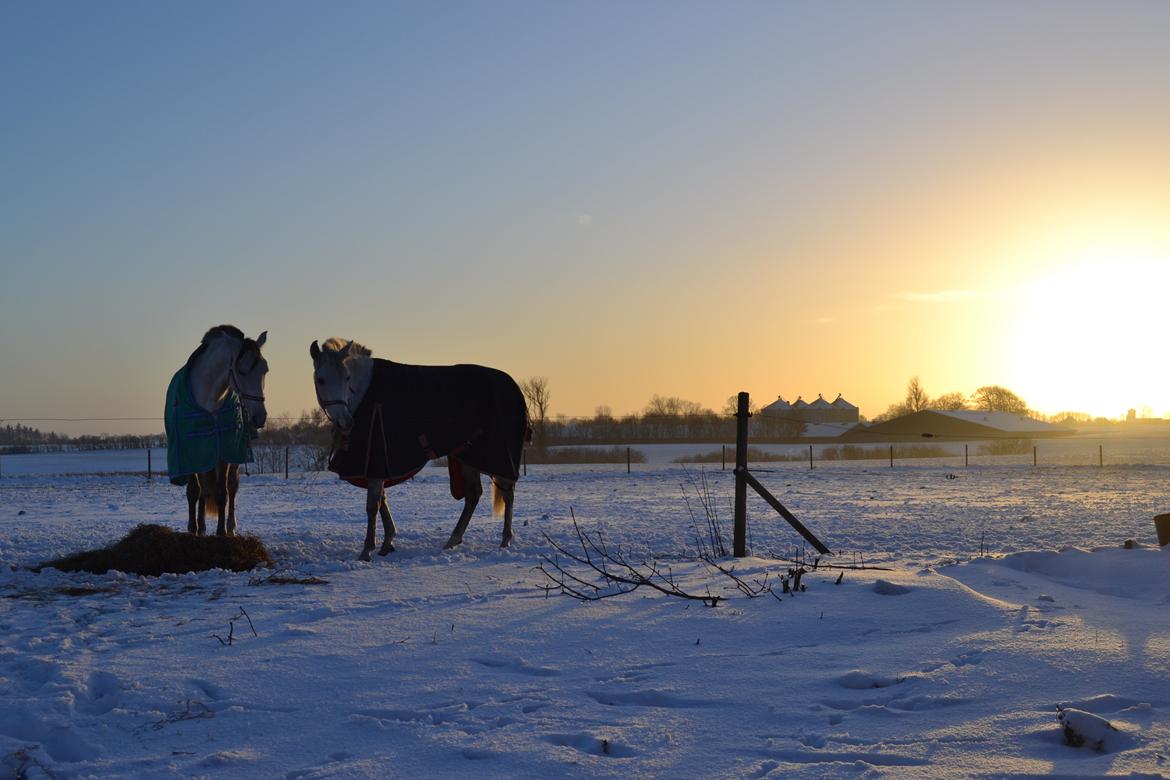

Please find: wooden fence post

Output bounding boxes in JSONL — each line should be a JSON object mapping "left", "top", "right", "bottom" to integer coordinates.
{"left": 808, "top": 444, "right": 813, "bottom": 470}
{"left": 1099, "top": 444, "right": 1103, "bottom": 467}
{"left": 730, "top": 390, "right": 830, "bottom": 558}
{"left": 889, "top": 444, "right": 894, "bottom": 468}
{"left": 1033, "top": 445, "right": 1037, "bottom": 467}
{"left": 285, "top": 447, "right": 289, "bottom": 479}
{"left": 722, "top": 445, "right": 726, "bottom": 470}
{"left": 147, "top": 449, "right": 152, "bottom": 481}
{"left": 626, "top": 447, "right": 631, "bottom": 474}
{"left": 733, "top": 392, "right": 750, "bottom": 558}
{"left": 965, "top": 444, "right": 969, "bottom": 467}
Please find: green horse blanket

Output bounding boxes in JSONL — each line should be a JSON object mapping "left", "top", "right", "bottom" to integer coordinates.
{"left": 164, "top": 365, "right": 254, "bottom": 486}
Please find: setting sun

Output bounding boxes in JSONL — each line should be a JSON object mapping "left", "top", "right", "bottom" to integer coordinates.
{"left": 1006, "top": 239, "right": 1170, "bottom": 418}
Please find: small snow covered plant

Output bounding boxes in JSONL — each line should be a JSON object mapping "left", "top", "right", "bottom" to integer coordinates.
{"left": 1057, "top": 706, "right": 1117, "bottom": 750}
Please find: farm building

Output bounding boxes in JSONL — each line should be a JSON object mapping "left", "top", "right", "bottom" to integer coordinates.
{"left": 760, "top": 394, "right": 859, "bottom": 425}
{"left": 858, "top": 409, "right": 1074, "bottom": 441}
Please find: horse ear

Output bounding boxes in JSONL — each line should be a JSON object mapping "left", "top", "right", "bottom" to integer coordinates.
{"left": 256, "top": 331, "right": 267, "bottom": 348}
{"left": 310, "top": 340, "right": 321, "bottom": 362}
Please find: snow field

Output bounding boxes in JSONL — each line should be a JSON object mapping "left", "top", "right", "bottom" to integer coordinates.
{"left": 1, "top": 464, "right": 1169, "bottom": 778}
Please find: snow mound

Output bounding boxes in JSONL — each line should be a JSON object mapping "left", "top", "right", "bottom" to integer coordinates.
{"left": 873, "top": 579, "right": 911, "bottom": 595}
{"left": 996, "top": 547, "right": 1170, "bottom": 601}
{"left": 1058, "top": 707, "right": 1126, "bottom": 752}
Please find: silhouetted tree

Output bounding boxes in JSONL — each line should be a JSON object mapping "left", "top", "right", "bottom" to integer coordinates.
{"left": 973, "top": 385, "right": 1028, "bottom": 415}
{"left": 722, "top": 395, "right": 761, "bottom": 416}
{"left": 931, "top": 392, "right": 969, "bottom": 411}
{"left": 905, "top": 376, "right": 931, "bottom": 413}
{"left": 520, "top": 376, "right": 552, "bottom": 447}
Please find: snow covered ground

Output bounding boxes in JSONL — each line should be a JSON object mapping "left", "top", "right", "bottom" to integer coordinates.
{"left": 2, "top": 461, "right": 1169, "bottom": 778}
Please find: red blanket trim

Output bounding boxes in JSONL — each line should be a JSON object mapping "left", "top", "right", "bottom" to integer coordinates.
{"left": 448, "top": 454, "right": 465, "bottom": 500}
{"left": 339, "top": 466, "right": 422, "bottom": 489}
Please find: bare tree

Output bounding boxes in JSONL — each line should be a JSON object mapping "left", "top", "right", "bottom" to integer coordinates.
{"left": 973, "top": 385, "right": 1028, "bottom": 415}
{"left": 644, "top": 395, "right": 707, "bottom": 417}
{"left": 520, "top": 376, "right": 552, "bottom": 446}
{"left": 722, "top": 395, "right": 761, "bottom": 416}
{"left": 905, "top": 376, "right": 931, "bottom": 413}
{"left": 931, "top": 391, "right": 969, "bottom": 411}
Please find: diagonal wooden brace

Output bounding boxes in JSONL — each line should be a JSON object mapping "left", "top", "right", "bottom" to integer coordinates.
{"left": 741, "top": 469, "right": 831, "bottom": 555}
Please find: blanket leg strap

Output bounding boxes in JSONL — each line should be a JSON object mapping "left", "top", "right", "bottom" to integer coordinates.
{"left": 448, "top": 454, "right": 465, "bottom": 500}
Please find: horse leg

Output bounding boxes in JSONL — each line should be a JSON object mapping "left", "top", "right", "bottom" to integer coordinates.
{"left": 378, "top": 485, "right": 397, "bottom": 555}
{"left": 360, "top": 482, "right": 380, "bottom": 561}
{"left": 225, "top": 464, "right": 240, "bottom": 536}
{"left": 186, "top": 474, "right": 202, "bottom": 534}
{"left": 213, "top": 462, "right": 229, "bottom": 537}
{"left": 492, "top": 476, "right": 517, "bottom": 548}
{"left": 443, "top": 464, "right": 482, "bottom": 550}
{"left": 196, "top": 470, "right": 209, "bottom": 535}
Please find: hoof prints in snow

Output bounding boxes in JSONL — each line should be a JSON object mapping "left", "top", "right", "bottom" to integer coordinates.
{"left": 761, "top": 748, "right": 929, "bottom": 767}
{"left": 587, "top": 689, "right": 718, "bottom": 708}
{"left": 823, "top": 668, "right": 966, "bottom": 713}
{"left": 470, "top": 656, "right": 559, "bottom": 676}
{"left": 545, "top": 733, "right": 637, "bottom": 757}
{"left": 836, "top": 669, "right": 912, "bottom": 689}
{"left": 352, "top": 707, "right": 468, "bottom": 728}
{"left": 79, "top": 670, "right": 122, "bottom": 715}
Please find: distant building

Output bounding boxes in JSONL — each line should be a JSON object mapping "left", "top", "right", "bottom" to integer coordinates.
{"left": 860, "top": 410, "right": 1074, "bottom": 440}
{"left": 760, "top": 394, "right": 859, "bottom": 425}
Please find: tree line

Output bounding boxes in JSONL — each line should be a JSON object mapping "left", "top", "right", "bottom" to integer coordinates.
{"left": 0, "top": 424, "right": 164, "bottom": 452}
{"left": 869, "top": 376, "right": 1031, "bottom": 423}
{"left": 520, "top": 378, "right": 803, "bottom": 446}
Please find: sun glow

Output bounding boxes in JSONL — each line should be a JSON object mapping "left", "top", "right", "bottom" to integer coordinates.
{"left": 1005, "top": 241, "right": 1170, "bottom": 419}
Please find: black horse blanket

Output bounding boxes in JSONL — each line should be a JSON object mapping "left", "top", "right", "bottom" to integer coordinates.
{"left": 329, "top": 359, "right": 529, "bottom": 491}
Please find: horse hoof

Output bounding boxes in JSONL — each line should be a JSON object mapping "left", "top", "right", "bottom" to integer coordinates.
{"left": 378, "top": 543, "right": 395, "bottom": 556}
{"left": 500, "top": 537, "right": 513, "bottom": 548}
{"left": 358, "top": 550, "right": 373, "bottom": 562}
{"left": 443, "top": 538, "right": 462, "bottom": 550}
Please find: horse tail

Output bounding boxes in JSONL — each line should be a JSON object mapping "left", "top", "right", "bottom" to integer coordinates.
{"left": 200, "top": 467, "right": 228, "bottom": 517}
{"left": 203, "top": 484, "right": 221, "bottom": 517}
{"left": 492, "top": 480, "right": 506, "bottom": 517}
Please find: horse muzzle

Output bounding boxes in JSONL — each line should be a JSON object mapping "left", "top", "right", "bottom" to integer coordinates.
{"left": 333, "top": 411, "right": 354, "bottom": 435}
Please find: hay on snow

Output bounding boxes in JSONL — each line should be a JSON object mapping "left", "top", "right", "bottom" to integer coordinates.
{"left": 43, "top": 524, "right": 272, "bottom": 577}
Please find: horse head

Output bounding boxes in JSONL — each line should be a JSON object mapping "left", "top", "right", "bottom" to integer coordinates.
{"left": 234, "top": 330, "right": 269, "bottom": 429}
{"left": 310, "top": 337, "right": 371, "bottom": 434}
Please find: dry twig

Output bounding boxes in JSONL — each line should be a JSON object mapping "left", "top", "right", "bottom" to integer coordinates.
{"left": 536, "top": 510, "right": 722, "bottom": 607}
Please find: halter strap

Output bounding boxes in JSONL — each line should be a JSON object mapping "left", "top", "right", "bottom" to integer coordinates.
{"left": 228, "top": 353, "right": 265, "bottom": 432}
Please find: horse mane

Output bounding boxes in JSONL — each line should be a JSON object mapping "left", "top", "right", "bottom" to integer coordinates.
{"left": 202, "top": 324, "right": 245, "bottom": 343}
{"left": 321, "top": 337, "right": 372, "bottom": 361}
{"left": 189, "top": 325, "right": 262, "bottom": 369}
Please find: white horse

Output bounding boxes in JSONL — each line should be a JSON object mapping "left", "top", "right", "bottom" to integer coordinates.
{"left": 165, "top": 325, "right": 269, "bottom": 536}
{"left": 310, "top": 338, "right": 529, "bottom": 561}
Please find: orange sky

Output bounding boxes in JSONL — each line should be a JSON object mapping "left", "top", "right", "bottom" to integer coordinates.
{"left": 4, "top": 3, "right": 1170, "bottom": 435}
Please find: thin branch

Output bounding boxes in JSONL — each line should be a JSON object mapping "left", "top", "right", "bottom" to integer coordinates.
{"left": 536, "top": 515, "right": 721, "bottom": 607}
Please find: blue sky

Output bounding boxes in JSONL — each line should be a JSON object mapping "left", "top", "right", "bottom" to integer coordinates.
{"left": 4, "top": 1, "right": 1170, "bottom": 433}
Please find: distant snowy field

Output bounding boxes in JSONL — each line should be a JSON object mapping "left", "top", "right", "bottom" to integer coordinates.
{"left": 2, "top": 460, "right": 1169, "bottom": 778}
{"left": 7, "top": 433, "right": 1170, "bottom": 476}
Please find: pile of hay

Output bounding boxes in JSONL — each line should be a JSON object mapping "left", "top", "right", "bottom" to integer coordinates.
{"left": 43, "top": 524, "right": 272, "bottom": 577}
